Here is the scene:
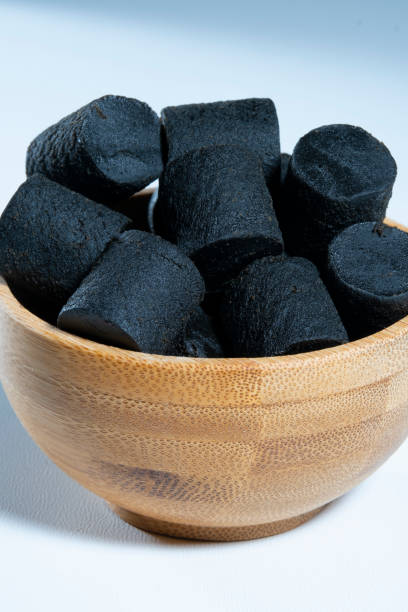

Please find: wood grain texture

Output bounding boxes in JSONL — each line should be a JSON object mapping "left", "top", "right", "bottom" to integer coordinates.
{"left": 1, "top": 215, "right": 408, "bottom": 541}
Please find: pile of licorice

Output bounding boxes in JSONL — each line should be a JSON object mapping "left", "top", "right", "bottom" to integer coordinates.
{"left": 0, "top": 95, "right": 405, "bottom": 358}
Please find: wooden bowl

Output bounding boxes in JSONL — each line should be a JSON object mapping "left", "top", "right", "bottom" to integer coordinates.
{"left": 1, "top": 219, "right": 408, "bottom": 542}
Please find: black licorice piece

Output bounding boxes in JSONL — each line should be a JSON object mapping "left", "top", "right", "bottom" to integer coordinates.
{"left": 161, "top": 98, "right": 280, "bottom": 186}
{"left": 26, "top": 95, "right": 163, "bottom": 206}
{"left": 218, "top": 256, "right": 348, "bottom": 357}
{"left": 173, "top": 307, "right": 224, "bottom": 357}
{"left": 202, "top": 252, "right": 287, "bottom": 316}
{"left": 154, "top": 145, "right": 284, "bottom": 290}
{"left": 57, "top": 230, "right": 205, "bottom": 354}
{"left": 0, "top": 174, "right": 131, "bottom": 318}
{"left": 327, "top": 222, "right": 408, "bottom": 339}
{"left": 276, "top": 124, "right": 397, "bottom": 267}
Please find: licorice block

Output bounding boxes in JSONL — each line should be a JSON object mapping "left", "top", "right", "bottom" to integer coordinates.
{"left": 327, "top": 222, "right": 408, "bottom": 338}
{"left": 219, "top": 256, "right": 348, "bottom": 357}
{"left": 276, "top": 124, "right": 397, "bottom": 267}
{"left": 0, "top": 174, "right": 131, "bottom": 318}
{"left": 154, "top": 145, "right": 284, "bottom": 289}
{"left": 161, "top": 98, "right": 280, "bottom": 186}
{"left": 57, "top": 230, "right": 205, "bottom": 353}
{"left": 26, "top": 95, "right": 163, "bottom": 205}
{"left": 202, "top": 252, "right": 287, "bottom": 316}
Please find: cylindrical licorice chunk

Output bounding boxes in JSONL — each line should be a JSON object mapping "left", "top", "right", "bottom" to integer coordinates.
{"left": 0, "top": 174, "right": 131, "bottom": 319}
{"left": 161, "top": 98, "right": 280, "bottom": 187}
{"left": 154, "top": 145, "right": 284, "bottom": 290}
{"left": 327, "top": 222, "right": 408, "bottom": 339}
{"left": 218, "top": 256, "right": 348, "bottom": 357}
{"left": 202, "top": 252, "right": 287, "bottom": 316}
{"left": 276, "top": 124, "right": 397, "bottom": 267}
{"left": 173, "top": 306, "right": 224, "bottom": 357}
{"left": 26, "top": 95, "right": 163, "bottom": 206}
{"left": 57, "top": 230, "right": 205, "bottom": 354}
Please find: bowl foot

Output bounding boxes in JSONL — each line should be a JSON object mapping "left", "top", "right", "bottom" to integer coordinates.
{"left": 109, "top": 504, "right": 327, "bottom": 542}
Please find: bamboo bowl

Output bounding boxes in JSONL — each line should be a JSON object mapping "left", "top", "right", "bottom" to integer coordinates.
{"left": 1, "top": 219, "right": 408, "bottom": 542}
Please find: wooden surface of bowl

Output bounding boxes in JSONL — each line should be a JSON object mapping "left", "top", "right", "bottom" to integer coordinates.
{"left": 1, "top": 219, "right": 408, "bottom": 541}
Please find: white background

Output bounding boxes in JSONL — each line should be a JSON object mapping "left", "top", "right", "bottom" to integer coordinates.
{"left": 0, "top": 1, "right": 407, "bottom": 610}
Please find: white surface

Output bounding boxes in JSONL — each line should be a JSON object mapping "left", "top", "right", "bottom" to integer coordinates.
{"left": 0, "top": 2, "right": 408, "bottom": 611}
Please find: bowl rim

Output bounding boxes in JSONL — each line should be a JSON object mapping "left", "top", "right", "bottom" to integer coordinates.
{"left": 1, "top": 217, "right": 408, "bottom": 370}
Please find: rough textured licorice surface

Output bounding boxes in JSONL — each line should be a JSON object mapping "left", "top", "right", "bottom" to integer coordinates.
{"left": 0, "top": 174, "right": 131, "bottom": 317}
{"left": 154, "top": 145, "right": 283, "bottom": 289}
{"left": 276, "top": 124, "right": 397, "bottom": 267}
{"left": 57, "top": 230, "right": 205, "bottom": 354}
{"left": 26, "top": 95, "right": 163, "bottom": 205}
{"left": 201, "top": 253, "right": 287, "bottom": 316}
{"left": 219, "top": 256, "right": 348, "bottom": 357}
{"left": 327, "top": 222, "right": 408, "bottom": 339}
{"left": 2, "top": 274, "right": 408, "bottom": 540}
{"left": 161, "top": 98, "right": 280, "bottom": 187}
{"left": 173, "top": 306, "right": 224, "bottom": 358}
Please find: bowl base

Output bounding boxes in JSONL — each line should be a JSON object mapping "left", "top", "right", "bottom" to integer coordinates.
{"left": 110, "top": 504, "right": 326, "bottom": 542}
